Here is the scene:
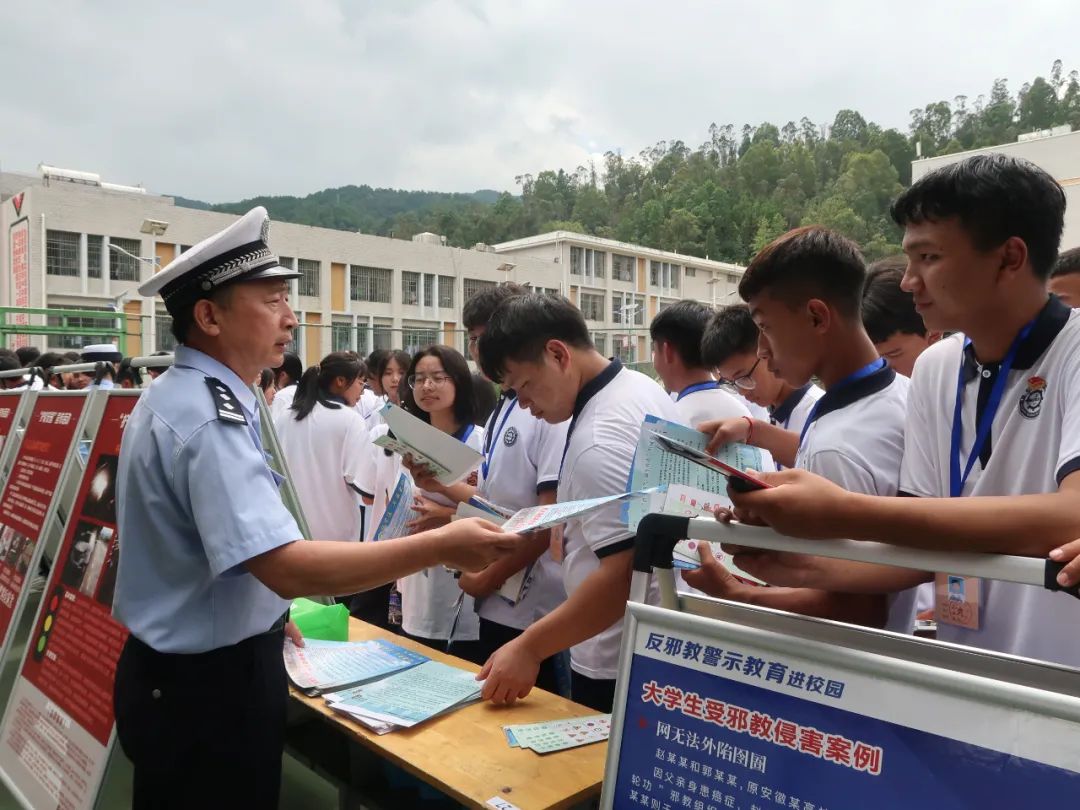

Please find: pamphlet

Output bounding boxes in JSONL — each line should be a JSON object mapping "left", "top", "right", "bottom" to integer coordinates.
{"left": 373, "top": 404, "right": 483, "bottom": 485}
{"left": 500, "top": 488, "right": 661, "bottom": 535}
{"left": 283, "top": 638, "right": 428, "bottom": 696}
{"left": 373, "top": 472, "right": 414, "bottom": 541}
{"left": 503, "top": 714, "right": 611, "bottom": 753}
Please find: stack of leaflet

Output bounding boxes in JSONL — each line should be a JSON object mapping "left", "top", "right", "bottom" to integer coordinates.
{"left": 324, "top": 660, "right": 483, "bottom": 734}
{"left": 503, "top": 714, "right": 611, "bottom": 754}
{"left": 284, "top": 638, "right": 429, "bottom": 697}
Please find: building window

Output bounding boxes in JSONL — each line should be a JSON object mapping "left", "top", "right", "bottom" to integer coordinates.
{"left": 402, "top": 272, "right": 420, "bottom": 306}
{"left": 109, "top": 237, "right": 142, "bottom": 281}
{"left": 536, "top": 286, "right": 559, "bottom": 297}
{"left": 180, "top": 245, "right": 193, "bottom": 254}
{"left": 612, "top": 253, "right": 635, "bottom": 282}
{"left": 612, "top": 294, "right": 644, "bottom": 325}
{"left": 463, "top": 278, "right": 497, "bottom": 302}
{"left": 45, "top": 307, "right": 120, "bottom": 351}
{"left": 438, "top": 276, "right": 455, "bottom": 308}
{"left": 579, "top": 292, "right": 605, "bottom": 322}
{"left": 614, "top": 335, "right": 636, "bottom": 364}
{"left": 571, "top": 247, "right": 605, "bottom": 280}
{"left": 298, "top": 258, "right": 320, "bottom": 297}
{"left": 650, "top": 261, "right": 680, "bottom": 291}
{"left": 332, "top": 321, "right": 354, "bottom": 352}
{"left": 46, "top": 230, "right": 79, "bottom": 277}
{"left": 350, "top": 265, "right": 392, "bottom": 303}
{"left": 593, "top": 332, "right": 607, "bottom": 357}
{"left": 156, "top": 313, "right": 177, "bottom": 352}
{"left": 87, "top": 235, "right": 103, "bottom": 279}
{"left": 278, "top": 256, "right": 294, "bottom": 270}
{"left": 423, "top": 275, "right": 435, "bottom": 308}
{"left": 372, "top": 323, "right": 394, "bottom": 352}
{"left": 685, "top": 267, "right": 696, "bottom": 278}
{"left": 728, "top": 272, "right": 740, "bottom": 285}
{"left": 402, "top": 325, "right": 439, "bottom": 355}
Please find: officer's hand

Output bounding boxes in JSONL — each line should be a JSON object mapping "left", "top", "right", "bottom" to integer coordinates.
{"left": 438, "top": 518, "right": 520, "bottom": 572}
{"left": 699, "top": 416, "right": 753, "bottom": 454}
{"left": 285, "top": 621, "right": 305, "bottom": 648}
{"left": 478, "top": 636, "right": 540, "bottom": 705}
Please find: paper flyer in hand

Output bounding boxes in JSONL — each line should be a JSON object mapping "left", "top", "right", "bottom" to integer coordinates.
{"left": 626, "top": 416, "right": 771, "bottom": 531}
{"left": 373, "top": 403, "right": 483, "bottom": 485}
{"left": 503, "top": 714, "right": 611, "bottom": 754}
{"left": 373, "top": 472, "right": 415, "bottom": 541}
{"left": 283, "top": 638, "right": 429, "bottom": 696}
{"left": 663, "top": 484, "right": 767, "bottom": 586}
{"left": 500, "top": 488, "right": 662, "bottom": 535}
{"left": 324, "top": 660, "right": 482, "bottom": 731}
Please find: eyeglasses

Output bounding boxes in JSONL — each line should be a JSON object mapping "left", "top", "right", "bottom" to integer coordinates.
{"left": 408, "top": 373, "right": 452, "bottom": 389}
{"left": 729, "top": 358, "right": 762, "bottom": 390}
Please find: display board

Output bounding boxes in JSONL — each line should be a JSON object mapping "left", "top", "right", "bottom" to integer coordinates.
{"left": 0, "top": 391, "right": 23, "bottom": 459}
{"left": 0, "top": 391, "right": 137, "bottom": 810}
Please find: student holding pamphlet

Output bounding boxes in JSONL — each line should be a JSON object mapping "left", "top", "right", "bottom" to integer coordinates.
{"left": 684, "top": 226, "right": 922, "bottom": 633}
{"left": 716, "top": 155, "right": 1080, "bottom": 668}
{"left": 460, "top": 283, "right": 569, "bottom": 693}
{"left": 395, "top": 345, "right": 488, "bottom": 662}
{"left": 113, "top": 208, "right": 519, "bottom": 809}
{"left": 477, "top": 294, "right": 681, "bottom": 712}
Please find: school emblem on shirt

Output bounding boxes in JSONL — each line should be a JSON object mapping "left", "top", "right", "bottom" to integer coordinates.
{"left": 1018, "top": 376, "right": 1046, "bottom": 419}
{"left": 503, "top": 427, "right": 519, "bottom": 447}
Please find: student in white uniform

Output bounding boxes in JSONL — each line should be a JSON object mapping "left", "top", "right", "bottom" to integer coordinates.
{"left": 273, "top": 351, "right": 370, "bottom": 544}
{"left": 460, "top": 284, "right": 568, "bottom": 693}
{"left": 685, "top": 227, "right": 922, "bottom": 633}
{"left": 396, "top": 345, "right": 487, "bottom": 663}
{"left": 476, "top": 294, "right": 681, "bottom": 712}
{"left": 649, "top": 300, "right": 749, "bottom": 428}
{"left": 269, "top": 352, "right": 302, "bottom": 420}
{"left": 700, "top": 304, "right": 823, "bottom": 466}
{"left": 727, "top": 155, "right": 1080, "bottom": 667}
{"left": 353, "top": 349, "right": 411, "bottom": 628}
{"left": 862, "top": 258, "right": 942, "bottom": 377}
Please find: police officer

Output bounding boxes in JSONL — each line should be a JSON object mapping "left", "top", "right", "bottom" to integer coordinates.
{"left": 113, "top": 207, "right": 517, "bottom": 809}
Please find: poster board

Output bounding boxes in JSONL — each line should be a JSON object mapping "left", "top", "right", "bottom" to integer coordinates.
{"left": 0, "top": 391, "right": 137, "bottom": 810}
{"left": 0, "top": 391, "right": 24, "bottom": 462}
{"left": 602, "top": 598, "right": 1080, "bottom": 809}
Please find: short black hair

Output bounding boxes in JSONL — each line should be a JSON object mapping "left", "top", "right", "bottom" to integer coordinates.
{"left": 36, "top": 351, "right": 66, "bottom": 370}
{"left": 402, "top": 345, "right": 476, "bottom": 427}
{"left": 1051, "top": 246, "right": 1080, "bottom": 279}
{"left": 169, "top": 285, "right": 235, "bottom": 343}
{"left": 701, "top": 304, "right": 758, "bottom": 368}
{"left": 0, "top": 354, "right": 19, "bottom": 373}
{"left": 738, "top": 226, "right": 867, "bottom": 318}
{"left": 650, "top": 300, "right": 713, "bottom": 369}
{"left": 891, "top": 153, "right": 1065, "bottom": 281}
{"left": 861, "top": 257, "right": 926, "bottom": 342}
{"left": 273, "top": 352, "right": 303, "bottom": 387}
{"left": 16, "top": 346, "right": 40, "bottom": 367}
{"left": 462, "top": 282, "right": 528, "bottom": 330}
{"left": 366, "top": 349, "right": 389, "bottom": 375}
{"left": 477, "top": 294, "right": 593, "bottom": 383}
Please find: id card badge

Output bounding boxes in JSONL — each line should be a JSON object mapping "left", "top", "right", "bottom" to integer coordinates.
{"left": 550, "top": 524, "right": 564, "bottom": 564}
{"left": 934, "top": 572, "right": 981, "bottom": 630}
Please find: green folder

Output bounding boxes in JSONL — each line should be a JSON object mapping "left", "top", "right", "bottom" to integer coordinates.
{"left": 291, "top": 597, "right": 349, "bottom": 641}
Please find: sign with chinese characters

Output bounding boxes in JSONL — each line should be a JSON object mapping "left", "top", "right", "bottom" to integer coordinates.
{"left": 7, "top": 217, "right": 30, "bottom": 349}
{"left": 0, "top": 393, "right": 136, "bottom": 810}
{"left": 0, "top": 390, "right": 23, "bottom": 458}
{"left": 603, "top": 602, "right": 1080, "bottom": 809}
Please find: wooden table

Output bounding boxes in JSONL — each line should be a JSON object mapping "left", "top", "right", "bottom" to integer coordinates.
{"left": 288, "top": 619, "right": 607, "bottom": 809}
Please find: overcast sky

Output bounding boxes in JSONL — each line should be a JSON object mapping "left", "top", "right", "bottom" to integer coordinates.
{"left": 1, "top": 0, "right": 1076, "bottom": 202}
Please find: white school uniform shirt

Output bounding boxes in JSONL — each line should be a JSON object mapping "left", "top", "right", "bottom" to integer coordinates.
{"left": 399, "top": 423, "right": 486, "bottom": 641}
{"left": 274, "top": 399, "right": 370, "bottom": 542}
{"left": 673, "top": 381, "right": 750, "bottom": 429}
{"left": 355, "top": 388, "right": 382, "bottom": 425}
{"left": 795, "top": 363, "right": 914, "bottom": 633}
{"left": 560, "top": 361, "right": 681, "bottom": 680}
{"left": 356, "top": 422, "right": 404, "bottom": 542}
{"left": 270, "top": 383, "right": 296, "bottom": 421}
{"left": 900, "top": 297, "right": 1080, "bottom": 667}
{"left": 769, "top": 383, "right": 825, "bottom": 438}
{"left": 476, "top": 392, "right": 569, "bottom": 630}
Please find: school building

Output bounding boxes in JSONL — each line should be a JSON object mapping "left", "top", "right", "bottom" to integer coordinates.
{"left": 912, "top": 126, "right": 1080, "bottom": 250}
{"left": 0, "top": 166, "right": 744, "bottom": 368}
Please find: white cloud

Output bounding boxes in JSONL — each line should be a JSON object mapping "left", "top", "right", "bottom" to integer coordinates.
{"left": 0, "top": 0, "right": 1075, "bottom": 200}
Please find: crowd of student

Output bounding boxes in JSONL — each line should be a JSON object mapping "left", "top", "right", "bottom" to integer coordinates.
{"left": 0, "top": 344, "right": 166, "bottom": 390}
{"left": 221, "top": 153, "right": 1079, "bottom": 717}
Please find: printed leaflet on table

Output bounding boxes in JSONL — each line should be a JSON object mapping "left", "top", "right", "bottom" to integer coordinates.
{"left": 283, "top": 638, "right": 428, "bottom": 696}
{"left": 503, "top": 714, "right": 611, "bottom": 754}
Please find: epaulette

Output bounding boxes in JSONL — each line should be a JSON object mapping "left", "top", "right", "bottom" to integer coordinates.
{"left": 204, "top": 377, "right": 247, "bottom": 425}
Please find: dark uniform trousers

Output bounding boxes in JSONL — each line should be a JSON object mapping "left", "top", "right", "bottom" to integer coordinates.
{"left": 114, "top": 626, "right": 287, "bottom": 809}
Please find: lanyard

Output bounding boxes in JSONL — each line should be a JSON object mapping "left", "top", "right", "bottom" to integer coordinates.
{"left": 481, "top": 394, "right": 517, "bottom": 480}
{"left": 676, "top": 380, "right": 720, "bottom": 401}
{"left": 799, "top": 358, "right": 887, "bottom": 447}
{"left": 458, "top": 423, "right": 475, "bottom": 445}
{"left": 949, "top": 320, "right": 1036, "bottom": 497}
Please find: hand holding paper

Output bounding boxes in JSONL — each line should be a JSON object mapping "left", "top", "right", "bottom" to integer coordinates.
{"left": 373, "top": 404, "right": 483, "bottom": 485}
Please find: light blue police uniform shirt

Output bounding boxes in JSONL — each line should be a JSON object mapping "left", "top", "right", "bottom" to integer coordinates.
{"left": 113, "top": 346, "right": 300, "bottom": 654}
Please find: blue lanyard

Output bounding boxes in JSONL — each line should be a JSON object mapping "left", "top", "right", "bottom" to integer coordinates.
{"left": 799, "top": 358, "right": 887, "bottom": 447}
{"left": 481, "top": 394, "right": 516, "bottom": 480}
{"left": 949, "top": 320, "right": 1036, "bottom": 497}
{"left": 458, "top": 423, "right": 475, "bottom": 445}
{"left": 676, "top": 380, "right": 720, "bottom": 401}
